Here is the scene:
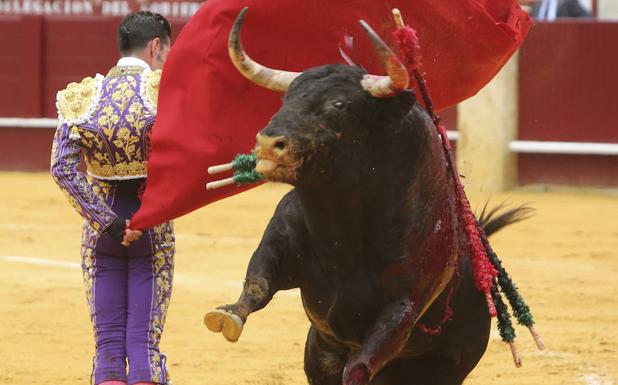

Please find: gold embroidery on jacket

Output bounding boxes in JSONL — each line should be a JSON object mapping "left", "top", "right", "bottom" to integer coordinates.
{"left": 57, "top": 75, "right": 103, "bottom": 126}
{"left": 50, "top": 124, "right": 116, "bottom": 230}
{"left": 56, "top": 72, "right": 155, "bottom": 181}
{"left": 145, "top": 70, "right": 162, "bottom": 109}
{"left": 76, "top": 73, "right": 152, "bottom": 179}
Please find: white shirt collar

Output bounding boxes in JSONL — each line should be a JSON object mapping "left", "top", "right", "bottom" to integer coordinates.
{"left": 117, "top": 57, "right": 151, "bottom": 70}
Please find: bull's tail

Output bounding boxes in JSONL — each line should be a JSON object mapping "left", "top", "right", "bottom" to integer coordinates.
{"left": 477, "top": 202, "right": 534, "bottom": 237}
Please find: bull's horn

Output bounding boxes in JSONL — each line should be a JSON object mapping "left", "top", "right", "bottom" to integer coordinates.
{"left": 358, "top": 20, "right": 410, "bottom": 98}
{"left": 229, "top": 7, "right": 300, "bottom": 92}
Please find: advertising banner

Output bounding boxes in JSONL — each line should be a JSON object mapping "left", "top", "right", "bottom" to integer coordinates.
{"left": 0, "top": 0, "right": 201, "bottom": 17}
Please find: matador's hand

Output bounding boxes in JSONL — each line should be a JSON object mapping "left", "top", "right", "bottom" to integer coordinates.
{"left": 122, "top": 219, "right": 143, "bottom": 246}
{"left": 105, "top": 218, "right": 127, "bottom": 243}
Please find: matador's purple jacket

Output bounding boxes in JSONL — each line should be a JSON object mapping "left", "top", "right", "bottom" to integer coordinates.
{"left": 51, "top": 63, "right": 160, "bottom": 231}
{"left": 51, "top": 59, "right": 174, "bottom": 385}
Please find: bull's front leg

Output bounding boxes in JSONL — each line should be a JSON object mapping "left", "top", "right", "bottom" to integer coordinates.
{"left": 204, "top": 273, "right": 273, "bottom": 342}
{"left": 342, "top": 298, "right": 417, "bottom": 385}
{"left": 204, "top": 208, "right": 299, "bottom": 342}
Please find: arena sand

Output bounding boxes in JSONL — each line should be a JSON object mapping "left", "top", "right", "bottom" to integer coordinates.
{"left": 0, "top": 172, "right": 616, "bottom": 385}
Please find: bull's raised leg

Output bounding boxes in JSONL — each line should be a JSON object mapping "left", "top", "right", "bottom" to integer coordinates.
{"left": 204, "top": 193, "right": 302, "bottom": 342}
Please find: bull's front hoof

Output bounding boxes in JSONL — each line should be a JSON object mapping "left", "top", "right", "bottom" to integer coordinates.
{"left": 343, "top": 363, "right": 370, "bottom": 385}
{"left": 204, "top": 310, "right": 244, "bottom": 342}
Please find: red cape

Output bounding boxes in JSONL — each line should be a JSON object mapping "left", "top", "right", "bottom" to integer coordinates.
{"left": 131, "top": 0, "right": 531, "bottom": 229}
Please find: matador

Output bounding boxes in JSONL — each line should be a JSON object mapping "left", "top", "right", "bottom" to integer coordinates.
{"left": 51, "top": 11, "right": 174, "bottom": 385}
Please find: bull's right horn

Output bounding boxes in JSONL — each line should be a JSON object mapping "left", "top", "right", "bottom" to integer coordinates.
{"left": 229, "top": 7, "right": 301, "bottom": 92}
{"left": 358, "top": 20, "right": 410, "bottom": 98}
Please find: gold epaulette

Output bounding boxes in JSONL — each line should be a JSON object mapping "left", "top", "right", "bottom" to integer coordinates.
{"left": 140, "top": 69, "right": 162, "bottom": 115}
{"left": 56, "top": 74, "right": 104, "bottom": 127}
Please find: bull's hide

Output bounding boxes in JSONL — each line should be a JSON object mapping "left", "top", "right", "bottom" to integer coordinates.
{"left": 130, "top": 0, "right": 531, "bottom": 229}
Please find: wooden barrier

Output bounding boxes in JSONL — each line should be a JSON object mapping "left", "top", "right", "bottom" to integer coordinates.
{"left": 518, "top": 21, "right": 618, "bottom": 186}
{"left": 0, "top": 16, "right": 187, "bottom": 172}
{"left": 0, "top": 13, "right": 455, "bottom": 171}
{"left": 0, "top": 15, "right": 187, "bottom": 118}
{"left": 0, "top": 127, "right": 56, "bottom": 171}
{"left": 1, "top": 18, "right": 615, "bottom": 189}
{"left": 0, "top": 15, "right": 43, "bottom": 117}
{"left": 0, "top": 112, "right": 459, "bottom": 171}
{"left": 42, "top": 16, "right": 121, "bottom": 116}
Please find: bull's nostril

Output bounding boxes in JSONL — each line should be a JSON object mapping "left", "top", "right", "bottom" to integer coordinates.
{"left": 256, "top": 134, "right": 288, "bottom": 154}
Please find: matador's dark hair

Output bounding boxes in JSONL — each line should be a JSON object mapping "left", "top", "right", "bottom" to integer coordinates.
{"left": 118, "top": 11, "right": 172, "bottom": 55}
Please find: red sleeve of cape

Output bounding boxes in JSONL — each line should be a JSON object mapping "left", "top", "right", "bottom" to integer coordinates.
{"left": 130, "top": 0, "right": 531, "bottom": 230}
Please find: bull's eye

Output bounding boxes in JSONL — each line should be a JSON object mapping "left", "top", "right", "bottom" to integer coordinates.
{"left": 332, "top": 100, "right": 346, "bottom": 110}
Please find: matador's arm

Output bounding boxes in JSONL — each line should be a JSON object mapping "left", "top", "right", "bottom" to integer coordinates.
{"left": 50, "top": 122, "right": 118, "bottom": 234}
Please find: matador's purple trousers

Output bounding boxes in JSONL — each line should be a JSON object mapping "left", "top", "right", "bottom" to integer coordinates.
{"left": 81, "top": 180, "right": 174, "bottom": 385}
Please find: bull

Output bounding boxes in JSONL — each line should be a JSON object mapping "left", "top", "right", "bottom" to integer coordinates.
{"left": 204, "top": 8, "right": 528, "bottom": 385}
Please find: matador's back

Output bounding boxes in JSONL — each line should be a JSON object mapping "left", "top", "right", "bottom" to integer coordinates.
{"left": 54, "top": 64, "right": 161, "bottom": 180}
{"left": 51, "top": 60, "right": 162, "bottom": 232}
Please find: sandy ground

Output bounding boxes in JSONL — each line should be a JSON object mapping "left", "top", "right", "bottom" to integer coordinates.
{"left": 0, "top": 172, "right": 617, "bottom": 385}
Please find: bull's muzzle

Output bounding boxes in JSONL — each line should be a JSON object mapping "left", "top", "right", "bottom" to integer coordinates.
{"left": 254, "top": 134, "right": 291, "bottom": 175}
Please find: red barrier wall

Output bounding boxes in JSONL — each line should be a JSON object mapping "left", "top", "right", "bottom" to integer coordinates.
{"left": 42, "top": 16, "right": 120, "bottom": 118}
{"left": 518, "top": 21, "right": 618, "bottom": 187}
{"left": 5, "top": 18, "right": 615, "bottom": 189}
{"left": 0, "top": 128, "right": 56, "bottom": 171}
{"left": 42, "top": 16, "right": 120, "bottom": 117}
{"left": 0, "top": 14, "right": 455, "bottom": 172}
{"left": 441, "top": 106, "right": 457, "bottom": 134}
{"left": 0, "top": 15, "right": 43, "bottom": 117}
{"left": 517, "top": 154, "right": 618, "bottom": 186}
{"left": 0, "top": 16, "right": 187, "bottom": 118}
{"left": 41, "top": 17, "right": 187, "bottom": 116}
{"left": 0, "top": 16, "right": 188, "bottom": 173}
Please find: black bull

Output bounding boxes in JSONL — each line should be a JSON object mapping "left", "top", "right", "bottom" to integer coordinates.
{"left": 205, "top": 12, "right": 528, "bottom": 385}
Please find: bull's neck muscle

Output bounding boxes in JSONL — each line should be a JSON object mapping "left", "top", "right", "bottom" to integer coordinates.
{"left": 297, "top": 175, "right": 363, "bottom": 275}
{"left": 295, "top": 105, "right": 447, "bottom": 276}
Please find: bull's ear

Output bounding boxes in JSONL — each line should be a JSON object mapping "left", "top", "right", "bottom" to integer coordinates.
{"left": 375, "top": 90, "right": 416, "bottom": 123}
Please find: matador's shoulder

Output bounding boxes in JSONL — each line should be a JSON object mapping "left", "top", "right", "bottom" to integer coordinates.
{"left": 140, "top": 69, "right": 162, "bottom": 115}
{"left": 56, "top": 74, "right": 104, "bottom": 126}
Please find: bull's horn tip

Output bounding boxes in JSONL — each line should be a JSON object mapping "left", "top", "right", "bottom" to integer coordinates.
{"left": 233, "top": 7, "right": 249, "bottom": 27}
{"left": 228, "top": 5, "right": 299, "bottom": 92}
{"left": 357, "top": 20, "right": 380, "bottom": 41}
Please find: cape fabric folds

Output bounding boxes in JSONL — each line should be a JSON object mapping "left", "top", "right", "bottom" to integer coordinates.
{"left": 130, "top": 0, "right": 531, "bottom": 229}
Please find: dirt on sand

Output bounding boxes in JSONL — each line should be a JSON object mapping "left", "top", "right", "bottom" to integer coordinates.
{"left": 0, "top": 172, "right": 616, "bottom": 385}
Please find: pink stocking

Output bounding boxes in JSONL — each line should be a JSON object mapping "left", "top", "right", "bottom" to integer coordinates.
{"left": 98, "top": 382, "right": 128, "bottom": 385}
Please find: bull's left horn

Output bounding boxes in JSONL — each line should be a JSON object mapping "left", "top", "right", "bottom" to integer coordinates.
{"left": 229, "top": 7, "right": 301, "bottom": 92}
{"left": 358, "top": 20, "right": 410, "bottom": 98}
